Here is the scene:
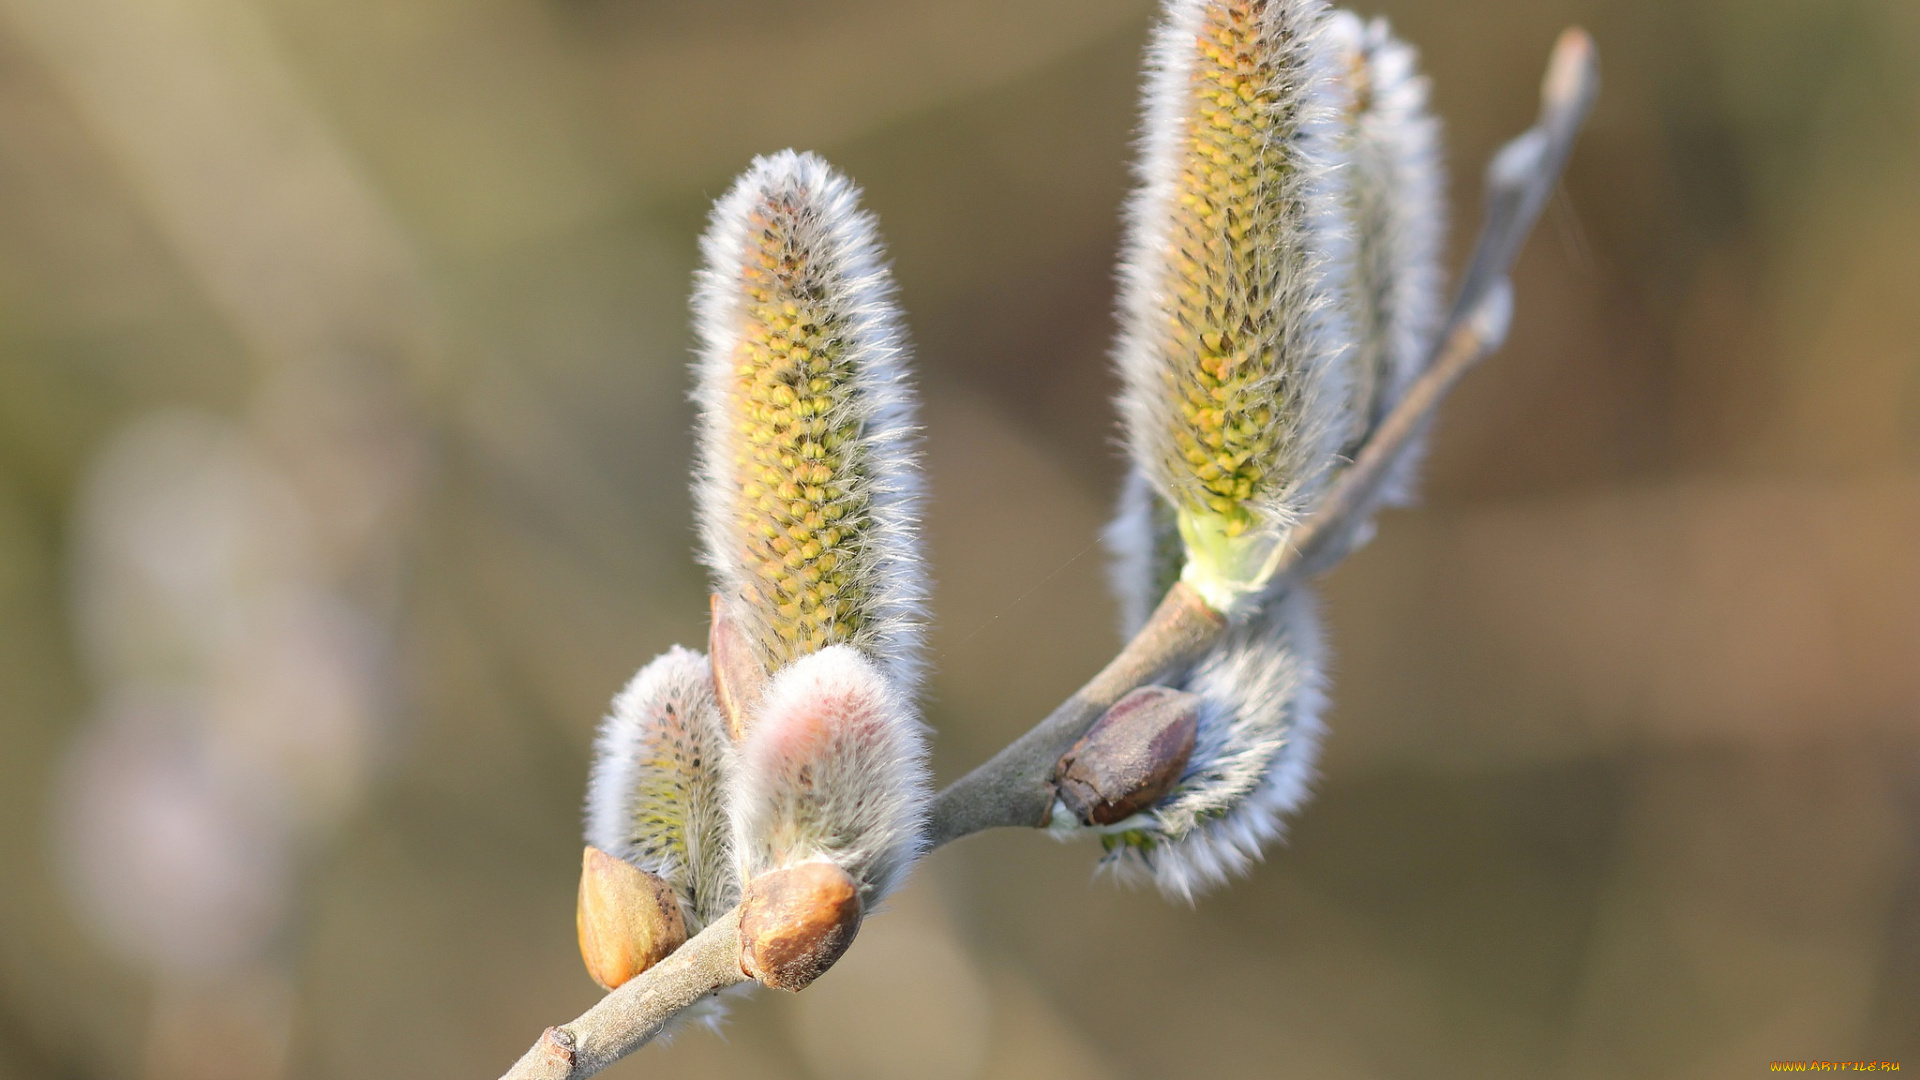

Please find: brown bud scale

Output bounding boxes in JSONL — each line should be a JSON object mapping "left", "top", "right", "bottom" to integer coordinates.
{"left": 1053, "top": 685, "right": 1201, "bottom": 826}
{"left": 710, "top": 594, "right": 770, "bottom": 741}
{"left": 577, "top": 846, "right": 688, "bottom": 990}
{"left": 737, "top": 861, "right": 863, "bottom": 991}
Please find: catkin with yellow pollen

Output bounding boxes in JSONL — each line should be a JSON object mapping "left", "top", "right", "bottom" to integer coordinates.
{"left": 579, "top": 152, "right": 931, "bottom": 1004}
{"left": 696, "top": 153, "right": 933, "bottom": 953}
{"left": 692, "top": 150, "right": 925, "bottom": 692}
{"left": 732, "top": 215, "right": 864, "bottom": 656}
{"left": 1090, "top": 0, "right": 1359, "bottom": 900}
{"left": 1114, "top": 0, "right": 1353, "bottom": 614}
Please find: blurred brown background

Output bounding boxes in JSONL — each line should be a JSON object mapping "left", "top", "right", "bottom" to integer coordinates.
{"left": 1, "top": 0, "right": 1916, "bottom": 1077}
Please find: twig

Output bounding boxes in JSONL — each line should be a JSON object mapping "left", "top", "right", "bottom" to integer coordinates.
{"left": 925, "top": 582, "right": 1228, "bottom": 845}
{"left": 1284, "top": 279, "right": 1512, "bottom": 576}
{"left": 1447, "top": 28, "right": 1600, "bottom": 343}
{"left": 499, "top": 909, "right": 747, "bottom": 1080}
{"left": 498, "top": 28, "right": 1600, "bottom": 1080}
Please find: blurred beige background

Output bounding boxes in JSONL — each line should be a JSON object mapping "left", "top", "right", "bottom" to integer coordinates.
{"left": 0, "top": 1, "right": 1916, "bottom": 1078}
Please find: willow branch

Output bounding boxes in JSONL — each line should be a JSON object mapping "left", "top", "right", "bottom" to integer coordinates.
{"left": 499, "top": 29, "right": 1600, "bottom": 1080}
{"left": 501, "top": 909, "right": 747, "bottom": 1080}
{"left": 930, "top": 26, "right": 1602, "bottom": 823}
{"left": 1450, "top": 28, "right": 1600, "bottom": 338}
{"left": 926, "top": 581, "right": 1228, "bottom": 845}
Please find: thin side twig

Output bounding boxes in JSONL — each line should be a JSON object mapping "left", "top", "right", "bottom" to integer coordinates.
{"left": 1449, "top": 28, "right": 1600, "bottom": 336}
{"left": 498, "top": 29, "right": 1599, "bottom": 1080}
{"left": 499, "top": 909, "right": 747, "bottom": 1080}
{"left": 925, "top": 582, "right": 1228, "bottom": 846}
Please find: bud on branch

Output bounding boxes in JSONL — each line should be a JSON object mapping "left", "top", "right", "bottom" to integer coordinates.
{"left": 576, "top": 847, "right": 687, "bottom": 991}
{"left": 1052, "top": 686, "right": 1201, "bottom": 827}
{"left": 737, "top": 861, "right": 863, "bottom": 991}
{"left": 582, "top": 648, "right": 735, "bottom": 938}
{"left": 729, "top": 646, "right": 929, "bottom": 903}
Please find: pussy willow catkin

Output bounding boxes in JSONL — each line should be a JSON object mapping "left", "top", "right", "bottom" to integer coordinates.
{"left": 694, "top": 152, "right": 932, "bottom": 912}
{"left": 584, "top": 647, "right": 737, "bottom": 930}
{"left": 1091, "top": 3, "right": 1447, "bottom": 900}
{"left": 691, "top": 150, "right": 925, "bottom": 689}
{"left": 1329, "top": 11, "right": 1446, "bottom": 506}
{"left": 1114, "top": 0, "right": 1353, "bottom": 609}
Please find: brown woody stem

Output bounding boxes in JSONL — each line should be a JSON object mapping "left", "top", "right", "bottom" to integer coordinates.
{"left": 924, "top": 582, "right": 1226, "bottom": 846}
{"left": 498, "top": 29, "right": 1600, "bottom": 1080}
{"left": 500, "top": 909, "right": 747, "bottom": 1080}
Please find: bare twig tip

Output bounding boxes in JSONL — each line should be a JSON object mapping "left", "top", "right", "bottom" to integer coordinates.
{"left": 1544, "top": 27, "right": 1598, "bottom": 111}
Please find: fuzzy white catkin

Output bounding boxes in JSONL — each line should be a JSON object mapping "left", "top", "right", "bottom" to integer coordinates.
{"left": 1112, "top": 0, "right": 1355, "bottom": 612}
{"left": 690, "top": 149, "right": 927, "bottom": 692}
{"left": 693, "top": 151, "right": 935, "bottom": 903}
{"left": 1079, "top": 553, "right": 1328, "bottom": 901}
{"left": 1094, "top": 10, "right": 1444, "bottom": 898}
{"left": 728, "top": 645, "right": 931, "bottom": 902}
{"left": 1104, "top": 465, "right": 1184, "bottom": 641}
{"left": 1118, "top": 588, "right": 1325, "bottom": 900}
{"left": 584, "top": 647, "right": 738, "bottom": 930}
{"left": 1326, "top": 10, "right": 1447, "bottom": 529}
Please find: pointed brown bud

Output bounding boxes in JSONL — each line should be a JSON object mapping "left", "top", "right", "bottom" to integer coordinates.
{"left": 710, "top": 594, "right": 769, "bottom": 741}
{"left": 576, "top": 846, "right": 688, "bottom": 990}
{"left": 737, "top": 861, "right": 863, "bottom": 992}
{"left": 1053, "top": 685, "right": 1201, "bottom": 826}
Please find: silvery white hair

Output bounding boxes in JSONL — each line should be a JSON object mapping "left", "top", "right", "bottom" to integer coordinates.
{"left": 584, "top": 646, "right": 738, "bottom": 930}
{"left": 726, "top": 645, "right": 931, "bottom": 903}
{"left": 690, "top": 149, "right": 927, "bottom": 691}
{"left": 1322, "top": 11, "right": 1448, "bottom": 559}
{"left": 1112, "top": 0, "right": 1356, "bottom": 611}
{"left": 1103, "top": 464, "right": 1183, "bottom": 640}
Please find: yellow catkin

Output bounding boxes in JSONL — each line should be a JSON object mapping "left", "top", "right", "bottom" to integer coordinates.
{"left": 727, "top": 194, "right": 871, "bottom": 669}
{"left": 1161, "top": 0, "right": 1300, "bottom": 539}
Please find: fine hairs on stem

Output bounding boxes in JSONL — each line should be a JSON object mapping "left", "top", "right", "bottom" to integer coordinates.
{"left": 501, "top": 16, "right": 1598, "bottom": 1080}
